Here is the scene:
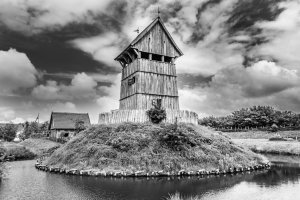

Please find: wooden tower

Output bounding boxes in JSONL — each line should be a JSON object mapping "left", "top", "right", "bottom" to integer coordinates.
{"left": 115, "top": 16, "right": 183, "bottom": 110}
{"left": 98, "top": 17, "right": 198, "bottom": 125}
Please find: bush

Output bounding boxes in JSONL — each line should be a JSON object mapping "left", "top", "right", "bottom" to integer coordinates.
{"left": 270, "top": 124, "right": 279, "bottom": 132}
{"left": 5, "top": 145, "right": 35, "bottom": 160}
{"left": 146, "top": 107, "right": 166, "bottom": 123}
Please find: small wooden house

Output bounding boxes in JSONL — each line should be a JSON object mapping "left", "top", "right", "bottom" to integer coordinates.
{"left": 48, "top": 112, "right": 91, "bottom": 139}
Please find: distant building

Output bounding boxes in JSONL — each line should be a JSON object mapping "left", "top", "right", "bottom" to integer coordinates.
{"left": 48, "top": 112, "right": 91, "bottom": 139}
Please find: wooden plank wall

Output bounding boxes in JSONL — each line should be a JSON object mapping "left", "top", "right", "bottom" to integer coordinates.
{"left": 98, "top": 109, "right": 198, "bottom": 125}
{"left": 120, "top": 94, "right": 179, "bottom": 110}
{"left": 133, "top": 23, "right": 180, "bottom": 57}
{"left": 138, "top": 73, "right": 178, "bottom": 96}
{"left": 120, "top": 58, "right": 179, "bottom": 110}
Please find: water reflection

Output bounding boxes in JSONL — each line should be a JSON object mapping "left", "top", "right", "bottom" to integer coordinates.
{"left": 0, "top": 155, "right": 299, "bottom": 200}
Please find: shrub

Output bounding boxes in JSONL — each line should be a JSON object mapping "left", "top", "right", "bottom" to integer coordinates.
{"left": 5, "top": 146, "right": 35, "bottom": 160}
{"left": 146, "top": 107, "right": 166, "bottom": 123}
{"left": 270, "top": 124, "right": 279, "bottom": 132}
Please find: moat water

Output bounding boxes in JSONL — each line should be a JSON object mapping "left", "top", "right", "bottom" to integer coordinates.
{"left": 1, "top": 155, "right": 300, "bottom": 200}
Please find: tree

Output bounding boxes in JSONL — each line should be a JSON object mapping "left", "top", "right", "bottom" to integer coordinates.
{"left": 39, "top": 121, "right": 49, "bottom": 133}
{"left": 1, "top": 124, "right": 17, "bottom": 142}
{"left": 20, "top": 121, "right": 39, "bottom": 140}
{"left": 199, "top": 105, "right": 300, "bottom": 129}
{"left": 75, "top": 120, "right": 86, "bottom": 133}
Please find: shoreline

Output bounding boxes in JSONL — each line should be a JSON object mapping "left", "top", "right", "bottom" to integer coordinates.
{"left": 34, "top": 162, "right": 271, "bottom": 177}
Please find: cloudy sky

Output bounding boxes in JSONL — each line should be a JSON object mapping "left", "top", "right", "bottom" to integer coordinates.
{"left": 1, "top": 0, "right": 300, "bottom": 123}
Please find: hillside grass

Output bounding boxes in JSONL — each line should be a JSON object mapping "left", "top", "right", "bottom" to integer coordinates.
{"left": 46, "top": 123, "right": 266, "bottom": 172}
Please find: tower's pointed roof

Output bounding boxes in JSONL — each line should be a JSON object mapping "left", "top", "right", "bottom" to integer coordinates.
{"left": 115, "top": 17, "right": 183, "bottom": 60}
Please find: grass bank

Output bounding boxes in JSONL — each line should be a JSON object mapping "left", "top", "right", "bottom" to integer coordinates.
{"left": 232, "top": 139, "right": 300, "bottom": 155}
{"left": 224, "top": 130, "right": 300, "bottom": 139}
{"left": 20, "top": 138, "right": 61, "bottom": 157}
{"left": 0, "top": 138, "right": 61, "bottom": 162}
{"left": 0, "top": 142, "right": 35, "bottom": 160}
{"left": 46, "top": 123, "right": 266, "bottom": 173}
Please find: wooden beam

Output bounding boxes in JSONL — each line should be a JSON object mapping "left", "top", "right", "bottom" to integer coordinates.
{"left": 171, "top": 57, "right": 175, "bottom": 64}
{"left": 161, "top": 56, "right": 164, "bottom": 62}
{"left": 125, "top": 51, "right": 134, "bottom": 62}
{"left": 119, "top": 55, "right": 128, "bottom": 64}
{"left": 149, "top": 53, "right": 152, "bottom": 60}
{"left": 121, "top": 54, "right": 130, "bottom": 64}
{"left": 119, "top": 61, "right": 125, "bottom": 68}
{"left": 133, "top": 49, "right": 141, "bottom": 58}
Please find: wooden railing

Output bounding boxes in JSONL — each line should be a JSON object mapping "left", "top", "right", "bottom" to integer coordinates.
{"left": 99, "top": 109, "right": 198, "bottom": 125}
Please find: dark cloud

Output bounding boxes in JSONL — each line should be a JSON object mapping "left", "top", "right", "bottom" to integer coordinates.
{"left": 0, "top": 25, "right": 118, "bottom": 74}
{"left": 1, "top": 0, "right": 300, "bottom": 123}
{"left": 227, "top": 0, "right": 284, "bottom": 33}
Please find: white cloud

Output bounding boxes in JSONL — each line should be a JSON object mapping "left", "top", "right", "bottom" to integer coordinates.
{"left": 71, "top": 33, "right": 123, "bottom": 68}
{"left": 32, "top": 72, "right": 97, "bottom": 100}
{"left": 96, "top": 73, "right": 121, "bottom": 112}
{"left": 179, "top": 61, "right": 300, "bottom": 117}
{"left": 0, "top": 0, "right": 112, "bottom": 34}
{"left": 253, "top": 1, "right": 300, "bottom": 69}
{"left": 0, "top": 48, "right": 38, "bottom": 95}
{"left": 0, "top": 107, "right": 16, "bottom": 122}
{"left": 169, "top": 0, "right": 242, "bottom": 75}
{"left": 11, "top": 117, "right": 26, "bottom": 124}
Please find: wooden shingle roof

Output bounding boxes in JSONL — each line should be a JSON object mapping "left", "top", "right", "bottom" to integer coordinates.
{"left": 48, "top": 112, "right": 91, "bottom": 130}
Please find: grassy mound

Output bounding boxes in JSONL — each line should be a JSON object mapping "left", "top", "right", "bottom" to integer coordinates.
{"left": 46, "top": 123, "right": 267, "bottom": 172}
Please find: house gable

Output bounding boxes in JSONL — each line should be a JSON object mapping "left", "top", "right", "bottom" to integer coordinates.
{"left": 48, "top": 112, "right": 91, "bottom": 130}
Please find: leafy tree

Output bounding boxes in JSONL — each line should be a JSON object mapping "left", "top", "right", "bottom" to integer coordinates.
{"left": 199, "top": 105, "right": 300, "bottom": 130}
{"left": 75, "top": 120, "right": 86, "bottom": 133}
{"left": 1, "top": 124, "right": 17, "bottom": 142}
{"left": 20, "top": 121, "right": 39, "bottom": 140}
{"left": 39, "top": 121, "right": 49, "bottom": 134}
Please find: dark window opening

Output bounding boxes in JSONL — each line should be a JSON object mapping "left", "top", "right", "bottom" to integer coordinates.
{"left": 63, "top": 132, "right": 69, "bottom": 137}
{"left": 165, "top": 56, "right": 172, "bottom": 63}
{"left": 152, "top": 54, "right": 162, "bottom": 62}
{"left": 128, "top": 76, "right": 135, "bottom": 86}
{"left": 141, "top": 52, "right": 149, "bottom": 59}
{"left": 140, "top": 51, "right": 173, "bottom": 64}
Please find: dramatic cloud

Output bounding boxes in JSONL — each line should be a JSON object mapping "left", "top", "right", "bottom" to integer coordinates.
{"left": 96, "top": 73, "right": 121, "bottom": 113}
{"left": 2, "top": 0, "right": 300, "bottom": 123}
{"left": 179, "top": 60, "right": 300, "bottom": 117}
{"left": 0, "top": 48, "right": 38, "bottom": 95}
{"left": 252, "top": 1, "right": 300, "bottom": 69}
{"left": 0, "top": 0, "right": 112, "bottom": 34}
{"left": 32, "top": 72, "right": 97, "bottom": 100}
{"left": 71, "top": 33, "right": 124, "bottom": 68}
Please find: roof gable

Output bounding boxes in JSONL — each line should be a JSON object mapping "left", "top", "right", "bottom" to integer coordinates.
{"left": 131, "top": 17, "right": 183, "bottom": 55}
{"left": 49, "top": 112, "right": 91, "bottom": 130}
{"left": 115, "top": 17, "right": 183, "bottom": 60}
